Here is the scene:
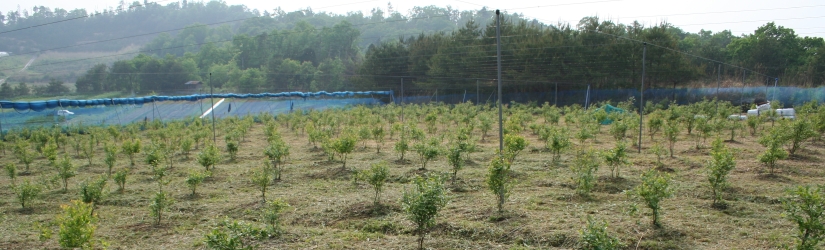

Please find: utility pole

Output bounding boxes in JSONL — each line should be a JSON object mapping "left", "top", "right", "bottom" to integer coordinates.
{"left": 638, "top": 43, "right": 647, "bottom": 153}
{"left": 496, "top": 9, "right": 503, "bottom": 154}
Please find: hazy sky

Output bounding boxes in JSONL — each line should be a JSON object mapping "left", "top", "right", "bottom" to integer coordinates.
{"left": 3, "top": 0, "right": 824, "bottom": 38}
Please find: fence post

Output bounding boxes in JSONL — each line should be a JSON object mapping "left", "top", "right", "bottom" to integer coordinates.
{"left": 638, "top": 42, "right": 647, "bottom": 153}
{"left": 496, "top": 9, "right": 503, "bottom": 154}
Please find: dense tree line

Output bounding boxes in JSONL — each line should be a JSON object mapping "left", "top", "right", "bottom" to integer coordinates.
{"left": 4, "top": 2, "right": 824, "bottom": 96}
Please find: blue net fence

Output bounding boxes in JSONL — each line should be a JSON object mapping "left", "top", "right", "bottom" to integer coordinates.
{"left": 0, "top": 91, "right": 392, "bottom": 130}
{"left": 1, "top": 84, "right": 822, "bottom": 131}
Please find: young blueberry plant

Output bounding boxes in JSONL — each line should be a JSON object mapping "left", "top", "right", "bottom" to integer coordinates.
{"left": 185, "top": 171, "right": 208, "bottom": 197}
{"left": 263, "top": 198, "right": 290, "bottom": 234}
{"left": 633, "top": 169, "right": 674, "bottom": 227}
{"left": 198, "top": 143, "right": 221, "bottom": 172}
{"left": 80, "top": 176, "right": 107, "bottom": 216}
{"left": 251, "top": 161, "right": 274, "bottom": 203}
{"left": 707, "top": 138, "right": 735, "bottom": 208}
{"left": 56, "top": 200, "right": 97, "bottom": 249}
{"left": 332, "top": 135, "right": 356, "bottom": 170}
{"left": 114, "top": 169, "right": 127, "bottom": 193}
{"left": 446, "top": 144, "right": 464, "bottom": 183}
{"left": 149, "top": 191, "right": 173, "bottom": 226}
{"left": 600, "top": 132, "right": 627, "bottom": 171}
{"left": 759, "top": 126, "right": 789, "bottom": 174}
{"left": 402, "top": 175, "right": 448, "bottom": 250}
{"left": 16, "top": 180, "right": 41, "bottom": 209}
{"left": 264, "top": 140, "right": 289, "bottom": 181}
{"left": 56, "top": 155, "right": 77, "bottom": 193}
{"left": 571, "top": 149, "right": 600, "bottom": 197}
{"left": 121, "top": 138, "right": 141, "bottom": 166}
{"left": 103, "top": 143, "right": 117, "bottom": 176}
{"left": 783, "top": 185, "right": 825, "bottom": 250}
{"left": 366, "top": 162, "right": 389, "bottom": 206}
{"left": 5, "top": 163, "right": 16, "bottom": 186}
{"left": 487, "top": 155, "right": 513, "bottom": 214}
{"left": 579, "top": 216, "right": 625, "bottom": 249}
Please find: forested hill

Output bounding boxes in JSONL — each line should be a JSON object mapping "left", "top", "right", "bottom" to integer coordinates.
{"left": 0, "top": 1, "right": 256, "bottom": 53}
{"left": 1, "top": 1, "right": 825, "bottom": 99}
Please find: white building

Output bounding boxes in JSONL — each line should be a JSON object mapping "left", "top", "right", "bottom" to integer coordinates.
{"left": 0, "top": 52, "right": 9, "bottom": 57}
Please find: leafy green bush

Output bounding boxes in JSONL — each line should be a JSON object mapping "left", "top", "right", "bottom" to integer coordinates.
{"left": 5, "top": 163, "right": 16, "bottom": 186}
{"left": 80, "top": 176, "right": 107, "bottom": 215}
{"left": 650, "top": 143, "right": 666, "bottom": 166}
{"left": 15, "top": 180, "right": 41, "bottom": 209}
{"left": 707, "top": 138, "right": 735, "bottom": 207}
{"left": 663, "top": 120, "right": 681, "bottom": 157}
{"left": 264, "top": 140, "right": 289, "bottom": 181}
{"left": 759, "top": 126, "right": 789, "bottom": 174}
{"left": 121, "top": 138, "right": 141, "bottom": 166}
{"left": 604, "top": 142, "right": 628, "bottom": 178}
{"left": 633, "top": 169, "right": 674, "bottom": 227}
{"left": 198, "top": 143, "right": 221, "bottom": 172}
{"left": 783, "top": 119, "right": 818, "bottom": 156}
{"left": 366, "top": 162, "right": 389, "bottom": 206}
{"left": 402, "top": 175, "right": 448, "bottom": 250}
{"left": 332, "top": 135, "right": 356, "bottom": 170}
{"left": 783, "top": 185, "right": 825, "bottom": 250}
{"left": 263, "top": 199, "right": 290, "bottom": 233}
{"left": 571, "top": 150, "right": 600, "bottom": 197}
{"left": 103, "top": 143, "right": 117, "bottom": 176}
{"left": 372, "top": 126, "right": 385, "bottom": 153}
{"left": 56, "top": 155, "right": 77, "bottom": 192}
{"left": 57, "top": 200, "right": 97, "bottom": 249}
{"left": 446, "top": 145, "right": 464, "bottom": 183}
{"left": 487, "top": 155, "right": 513, "bottom": 213}
{"left": 114, "top": 169, "right": 128, "bottom": 192}
{"left": 149, "top": 191, "right": 173, "bottom": 225}
{"left": 579, "top": 216, "right": 624, "bottom": 250}
{"left": 13, "top": 140, "right": 34, "bottom": 173}
{"left": 251, "top": 161, "right": 273, "bottom": 203}
{"left": 413, "top": 138, "right": 441, "bottom": 170}
{"left": 394, "top": 138, "right": 409, "bottom": 161}
{"left": 186, "top": 171, "right": 208, "bottom": 196}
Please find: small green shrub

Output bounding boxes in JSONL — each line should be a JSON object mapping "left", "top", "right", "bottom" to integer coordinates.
{"left": 121, "top": 139, "right": 141, "bottom": 166}
{"left": 663, "top": 121, "right": 681, "bottom": 157}
{"left": 579, "top": 216, "right": 625, "bottom": 250}
{"left": 366, "top": 162, "right": 389, "bottom": 206}
{"left": 759, "top": 126, "right": 789, "bottom": 174}
{"left": 783, "top": 119, "right": 817, "bottom": 156}
{"left": 446, "top": 145, "right": 464, "bottom": 183}
{"left": 633, "top": 169, "right": 674, "bottom": 227}
{"left": 186, "top": 171, "right": 208, "bottom": 196}
{"left": 5, "top": 163, "right": 16, "bottom": 186}
{"left": 262, "top": 199, "right": 290, "bottom": 233}
{"left": 114, "top": 169, "right": 127, "bottom": 192}
{"left": 394, "top": 138, "right": 409, "bottom": 161}
{"left": 57, "top": 200, "right": 96, "bottom": 249}
{"left": 251, "top": 161, "right": 273, "bottom": 203}
{"left": 149, "top": 191, "right": 173, "bottom": 225}
{"left": 604, "top": 142, "right": 628, "bottom": 178}
{"left": 103, "top": 143, "right": 117, "bottom": 176}
{"left": 80, "top": 176, "right": 107, "bottom": 215}
{"left": 783, "top": 185, "right": 825, "bottom": 250}
{"left": 571, "top": 150, "right": 600, "bottom": 197}
{"left": 56, "top": 155, "right": 77, "bottom": 192}
{"left": 16, "top": 180, "right": 41, "bottom": 209}
{"left": 707, "top": 138, "right": 736, "bottom": 207}
{"left": 198, "top": 143, "right": 221, "bottom": 172}
{"left": 402, "top": 175, "right": 448, "bottom": 250}
{"left": 487, "top": 155, "right": 512, "bottom": 213}
{"left": 332, "top": 135, "right": 356, "bottom": 170}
